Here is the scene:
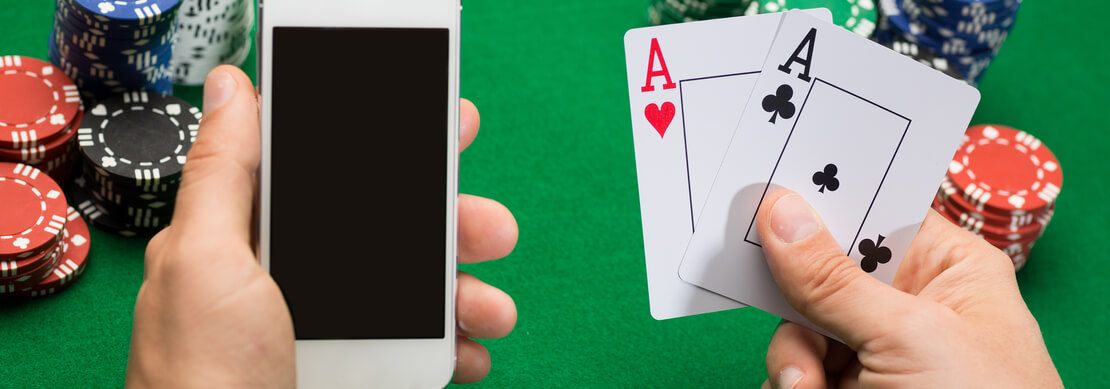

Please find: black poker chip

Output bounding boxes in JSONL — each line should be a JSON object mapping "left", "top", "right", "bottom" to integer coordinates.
{"left": 77, "top": 91, "right": 201, "bottom": 191}
{"left": 67, "top": 90, "right": 202, "bottom": 237}
{"left": 68, "top": 176, "right": 141, "bottom": 237}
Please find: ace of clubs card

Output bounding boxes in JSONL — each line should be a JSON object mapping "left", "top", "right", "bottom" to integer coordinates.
{"left": 679, "top": 11, "right": 980, "bottom": 332}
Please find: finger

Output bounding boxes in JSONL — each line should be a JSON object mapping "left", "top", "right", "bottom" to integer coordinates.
{"left": 894, "top": 209, "right": 1014, "bottom": 295}
{"left": 766, "top": 321, "right": 829, "bottom": 389}
{"left": 452, "top": 337, "right": 491, "bottom": 384}
{"left": 171, "top": 66, "right": 260, "bottom": 246}
{"left": 756, "top": 190, "right": 920, "bottom": 347}
{"left": 460, "top": 98, "right": 480, "bottom": 153}
{"left": 142, "top": 227, "right": 172, "bottom": 280}
{"left": 459, "top": 194, "right": 518, "bottom": 263}
{"left": 457, "top": 272, "right": 517, "bottom": 339}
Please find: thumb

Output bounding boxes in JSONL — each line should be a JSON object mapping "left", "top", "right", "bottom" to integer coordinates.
{"left": 756, "top": 190, "right": 919, "bottom": 347}
{"left": 170, "top": 66, "right": 259, "bottom": 245}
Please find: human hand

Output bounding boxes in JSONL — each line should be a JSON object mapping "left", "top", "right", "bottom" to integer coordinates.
{"left": 755, "top": 190, "right": 1062, "bottom": 388}
{"left": 125, "top": 66, "right": 518, "bottom": 387}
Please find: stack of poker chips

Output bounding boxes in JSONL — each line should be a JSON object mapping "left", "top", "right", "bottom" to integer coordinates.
{"left": 648, "top": 0, "right": 753, "bottom": 25}
{"left": 172, "top": 0, "right": 254, "bottom": 85}
{"left": 0, "top": 163, "right": 92, "bottom": 298}
{"left": 751, "top": 0, "right": 877, "bottom": 37}
{"left": 881, "top": 35, "right": 964, "bottom": 80}
{"left": 931, "top": 125, "right": 1061, "bottom": 271}
{"left": 49, "top": 0, "right": 182, "bottom": 103}
{"left": 648, "top": 0, "right": 878, "bottom": 39}
{"left": 875, "top": 0, "right": 1021, "bottom": 84}
{"left": 0, "top": 56, "right": 84, "bottom": 184}
{"left": 71, "top": 91, "right": 201, "bottom": 237}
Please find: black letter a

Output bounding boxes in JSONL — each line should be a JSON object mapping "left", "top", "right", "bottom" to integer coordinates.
{"left": 776, "top": 28, "right": 817, "bottom": 82}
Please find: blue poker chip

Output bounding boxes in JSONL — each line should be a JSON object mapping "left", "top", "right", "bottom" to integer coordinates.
{"left": 51, "top": 0, "right": 180, "bottom": 103}
{"left": 57, "top": 0, "right": 179, "bottom": 36}
{"left": 51, "top": 26, "right": 175, "bottom": 73}
{"left": 879, "top": 0, "right": 1021, "bottom": 85}
{"left": 68, "top": 0, "right": 182, "bottom": 25}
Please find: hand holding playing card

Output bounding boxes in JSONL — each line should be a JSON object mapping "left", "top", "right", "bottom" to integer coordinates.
{"left": 755, "top": 190, "right": 1062, "bottom": 388}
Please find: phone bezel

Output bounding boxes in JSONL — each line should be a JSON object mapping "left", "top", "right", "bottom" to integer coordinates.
{"left": 258, "top": 0, "right": 459, "bottom": 386}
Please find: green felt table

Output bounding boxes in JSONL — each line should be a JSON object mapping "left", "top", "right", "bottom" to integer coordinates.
{"left": 2, "top": 1, "right": 1108, "bottom": 387}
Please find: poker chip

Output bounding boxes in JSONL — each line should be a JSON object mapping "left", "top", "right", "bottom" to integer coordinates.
{"left": 13, "top": 207, "right": 92, "bottom": 297}
{"left": 65, "top": 91, "right": 201, "bottom": 237}
{"left": 77, "top": 91, "right": 201, "bottom": 188}
{"left": 0, "top": 163, "right": 68, "bottom": 257}
{"left": 754, "top": 0, "right": 878, "bottom": 37}
{"left": 0, "top": 161, "right": 89, "bottom": 299}
{"left": 0, "top": 56, "right": 82, "bottom": 149}
{"left": 937, "top": 176, "right": 1042, "bottom": 228}
{"left": 931, "top": 124, "right": 1061, "bottom": 271}
{"left": 172, "top": 0, "right": 255, "bottom": 85}
{"left": 948, "top": 124, "right": 1061, "bottom": 215}
{"left": 872, "top": 0, "right": 1022, "bottom": 84}
{"left": 881, "top": 36, "right": 964, "bottom": 81}
{"left": 69, "top": 177, "right": 140, "bottom": 238}
{"left": 648, "top": 0, "right": 753, "bottom": 25}
{"left": 0, "top": 55, "right": 85, "bottom": 184}
{"left": 0, "top": 244, "right": 63, "bottom": 287}
{"left": 50, "top": 0, "right": 181, "bottom": 103}
{"left": 68, "top": 0, "right": 181, "bottom": 25}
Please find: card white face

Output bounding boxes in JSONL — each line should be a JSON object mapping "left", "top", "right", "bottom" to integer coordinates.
{"left": 679, "top": 11, "right": 980, "bottom": 329}
{"left": 623, "top": 10, "right": 832, "bottom": 320}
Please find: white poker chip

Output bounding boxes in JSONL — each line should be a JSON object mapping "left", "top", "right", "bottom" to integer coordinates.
{"left": 170, "top": 0, "right": 253, "bottom": 85}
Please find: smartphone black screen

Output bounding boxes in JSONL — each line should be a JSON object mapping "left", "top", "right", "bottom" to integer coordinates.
{"left": 270, "top": 27, "right": 449, "bottom": 340}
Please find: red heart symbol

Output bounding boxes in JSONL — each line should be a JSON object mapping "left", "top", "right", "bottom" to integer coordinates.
{"left": 644, "top": 102, "right": 675, "bottom": 138}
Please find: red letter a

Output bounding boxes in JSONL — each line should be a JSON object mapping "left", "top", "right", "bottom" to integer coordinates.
{"left": 641, "top": 38, "right": 677, "bottom": 93}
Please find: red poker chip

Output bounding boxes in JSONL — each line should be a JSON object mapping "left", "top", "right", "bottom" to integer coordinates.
{"left": 937, "top": 177, "right": 1052, "bottom": 229}
{"left": 937, "top": 195, "right": 1050, "bottom": 240}
{"left": 0, "top": 110, "right": 81, "bottom": 164}
{"left": 932, "top": 195, "right": 1035, "bottom": 272}
{"left": 15, "top": 207, "right": 90, "bottom": 297}
{"left": 1012, "top": 249, "right": 1030, "bottom": 271}
{"left": 0, "top": 56, "right": 81, "bottom": 148}
{"left": 985, "top": 237, "right": 1035, "bottom": 269}
{"left": 0, "top": 240, "right": 61, "bottom": 280}
{"left": 0, "top": 243, "right": 62, "bottom": 292}
{"left": 932, "top": 194, "right": 1049, "bottom": 242}
{"left": 947, "top": 125, "right": 1063, "bottom": 215}
{"left": 0, "top": 163, "right": 68, "bottom": 256}
{"left": 940, "top": 201, "right": 1049, "bottom": 242}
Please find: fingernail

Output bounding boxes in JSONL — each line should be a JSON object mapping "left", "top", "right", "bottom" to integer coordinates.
{"left": 203, "top": 69, "right": 237, "bottom": 111}
{"left": 777, "top": 366, "right": 804, "bottom": 389}
{"left": 770, "top": 194, "right": 820, "bottom": 244}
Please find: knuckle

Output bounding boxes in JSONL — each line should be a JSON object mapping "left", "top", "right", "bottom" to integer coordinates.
{"left": 936, "top": 233, "right": 1013, "bottom": 272}
{"left": 796, "top": 251, "right": 865, "bottom": 316}
{"left": 144, "top": 230, "right": 168, "bottom": 259}
{"left": 184, "top": 134, "right": 232, "bottom": 171}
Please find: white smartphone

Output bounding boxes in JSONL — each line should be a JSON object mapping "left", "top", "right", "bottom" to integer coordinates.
{"left": 258, "top": 0, "right": 459, "bottom": 386}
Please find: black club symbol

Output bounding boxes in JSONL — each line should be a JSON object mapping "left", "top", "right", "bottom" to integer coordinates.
{"left": 858, "top": 235, "right": 892, "bottom": 273}
{"left": 811, "top": 163, "right": 840, "bottom": 193}
{"left": 762, "top": 84, "right": 796, "bottom": 124}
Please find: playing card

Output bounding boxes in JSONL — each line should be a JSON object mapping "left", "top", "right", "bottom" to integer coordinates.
{"left": 678, "top": 11, "right": 980, "bottom": 330}
{"left": 624, "top": 9, "right": 832, "bottom": 320}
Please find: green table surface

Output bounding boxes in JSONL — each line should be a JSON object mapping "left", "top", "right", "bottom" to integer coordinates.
{"left": 2, "top": 1, "right": 1108, "bottom": 387}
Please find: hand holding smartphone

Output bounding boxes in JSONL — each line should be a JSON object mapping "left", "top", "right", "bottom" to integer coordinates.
{"left": 259, "top": 0, "right": 460, "bottom": 386}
